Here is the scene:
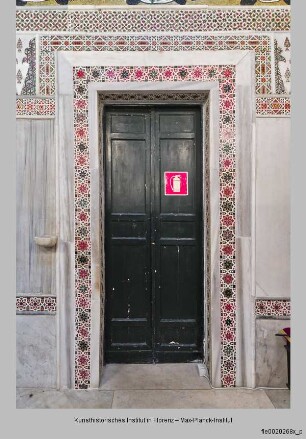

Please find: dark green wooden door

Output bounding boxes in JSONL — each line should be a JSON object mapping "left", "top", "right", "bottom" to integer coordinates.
{"left": 104, "top": 106, "right": 203, "bottom": 363}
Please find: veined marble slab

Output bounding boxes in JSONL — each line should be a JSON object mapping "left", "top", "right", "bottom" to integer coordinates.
{"left": 16, "top": 315, "right": 57, "bottom": 388}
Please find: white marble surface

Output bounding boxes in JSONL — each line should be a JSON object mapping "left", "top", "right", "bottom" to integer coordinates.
{"left": 100, "top": 364, "right": 211, "bottom": 390}
{"left": 56, "top": 94, "right": 75, "bottom": 389}
{"left": 16, "top": 119, "right": 56, "bottom": 295}
{"left": 236, "top": 237, "right": 255, "bottom": 388}
{"left": 255, "top": 318, "right": 290, "bottom": 388}
{"left": 16, "top": 315, "right": 57, "bottom": 388}
{"left": 16, "top": 388, "right": 113, "bottom": 409}
{"left": 234, "top": 53, "right": 256, "bottom": 387}
{"left": 16, "top": 386, "right": 277, "bottom": 410}
{"left": 256, "top": 118, "right": 290, "bottom": 298}
{"left": 236, "top": 51, "right": 256, "bottom": 238}
{"left": 265, "top": 389, "right": 290, "bottom": 409}
{"left": 112, "top": 389, "right": 274, "bottom": 409}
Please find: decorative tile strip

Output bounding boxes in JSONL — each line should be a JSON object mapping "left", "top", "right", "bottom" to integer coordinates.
{"left": 16, "top": 9, "right": 69, "bottom": 32}
{"left": 39, "top": 34, "right": 271, "bottom": 96}
{"left": 16, "top": 8, "right": 290, "bottom": 33}
{"left": 72, "top": 64, "right": 237, "bottom": 388}
{"left": 16, "top": 36, "right": 36, "bottom": 96}
{"left": 16, "top": 98, "right": 56, "bottom": 117}
{"left": 15, "top": 96, "right": 291, "bottom": 117}
{"left": 100, "top": 92, "right": 208, "bottom": 102}
{"left": 16, "top": 296, "right": 57, "bottom": 314}
{"left": 255, "top": 299, "right": 290, "bottom": 318}
{"left": 256, "top": 96, "right": 291, "bottom": 116}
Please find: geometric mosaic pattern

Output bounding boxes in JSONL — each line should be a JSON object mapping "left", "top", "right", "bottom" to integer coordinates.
{"left": 39, "top": 34, "right": 272, "bottom": 95}
{"left": 16, "top": 296, "right": 57, "bottom": 314}
{"left": 255, "top": 299, "right": 290, "bottom": 318}
{"left": 16, "top": 97, "right": 56, "bottom": 116}
{"left": 73, "top": 64, "right": 237, "bottom": 389}
{"left": 256, "top": 96, "right": 291, "bottom": 116}
{"left": 99, "top": 92, "right": 209, "bottom": 102}
{"left": 16, "top": 96, "right": 290, "bottom": 118}
{"left": 16, "top": 8, "right": 290, "bottom": 33}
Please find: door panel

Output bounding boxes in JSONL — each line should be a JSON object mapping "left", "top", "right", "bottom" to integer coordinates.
{"left": 104, "top": 106, "right": 203, "bottom": 363}
{"left": 111, "top": 139, "right": 147, "bottom": 213}
{"left": 105, "top": 109, "right": 152, "bottom": 362}
{"left": 154, "top": 108, "right": 202, "bottom": 361}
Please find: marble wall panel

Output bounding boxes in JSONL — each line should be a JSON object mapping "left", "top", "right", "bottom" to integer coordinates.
{"left": 16, "top": 315, "right": 57, "bottom": 388}
{"left": 255, "top": 318, "right": 289, "bottom": 388}
{"left": 16, "top": 119, "right": 56, "bottom": 295}
{"left": 255, "top": 118, "right": 290, "bottom": 298}
{"left": 57, "top": 94, "right": 75, "bottom": 389}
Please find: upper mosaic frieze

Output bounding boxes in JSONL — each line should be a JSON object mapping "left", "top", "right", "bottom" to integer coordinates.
{"left": 16, "top": 0, "right": 291, "bottom": 7}
{"left": 16, "top": 7, "right": 290, "bottom": 32}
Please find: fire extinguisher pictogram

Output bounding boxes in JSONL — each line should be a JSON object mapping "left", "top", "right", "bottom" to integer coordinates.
{"left": 170, "top": 175, "right": 181, "bottom": 193}
{"left": 164, "top": 171, "right": 188, "bottom": 196}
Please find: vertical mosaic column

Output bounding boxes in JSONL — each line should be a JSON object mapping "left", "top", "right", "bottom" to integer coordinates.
{"left": 73, "top": 69, "right": 92, "bottom": 388}
{"left": 218, "top": 69, "right": 237, "bottom": 387}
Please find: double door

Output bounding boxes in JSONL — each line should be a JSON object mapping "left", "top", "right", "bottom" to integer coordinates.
{"left": 104, "top": 106, "right": 203, "bottom": 363}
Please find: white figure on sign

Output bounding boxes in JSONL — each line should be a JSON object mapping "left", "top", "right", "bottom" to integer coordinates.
{"left": 170, "top": 175, "right": 181, "bottom": 193}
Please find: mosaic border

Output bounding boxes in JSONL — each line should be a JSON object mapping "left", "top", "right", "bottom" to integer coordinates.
{"left": 16, "top": 96, "right": 291, "bottom": 117}
{"left": 16, "top": 8, "right": 290, "bottom": 32}
{"left": 16, "top": 296, "right": 57, "bottom": 314}
{"left": 256, "top": 96, "right": 291, "bottom": 116}
{"left": 39, "top": 34, "right": 271, "bottom": 96}
{"left": 16, "top": 98, "right": 56, "bottom": 116}
{"left": 72, "top": 63, "right": 237, "bottom": 389}
{"left": 255, "top": 299, "right": 290, "bottom": 318}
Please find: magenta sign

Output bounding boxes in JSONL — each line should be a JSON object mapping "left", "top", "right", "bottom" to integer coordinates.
{"left": 164, "top": 171, "right": 188, "bottom": 196}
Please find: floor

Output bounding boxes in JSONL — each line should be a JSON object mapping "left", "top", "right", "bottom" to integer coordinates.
{"left": 16, "top": 364, "right": 290, "bottom": 409}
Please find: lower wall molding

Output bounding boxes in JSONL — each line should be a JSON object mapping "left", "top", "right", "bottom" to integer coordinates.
{"left": 16, "top": 296, "right": 57, "bottom": 315}
{"left": 255, "top": 299, "right": 290, "bottom": 318}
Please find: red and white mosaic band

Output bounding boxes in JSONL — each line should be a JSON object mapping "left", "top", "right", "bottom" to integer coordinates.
{"left": 16, "top": 296, "right": 57, "bottom": 314}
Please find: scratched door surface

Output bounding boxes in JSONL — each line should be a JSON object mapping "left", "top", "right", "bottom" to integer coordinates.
{"left": 104, "top": 106, "right": 203, "bottom": 363}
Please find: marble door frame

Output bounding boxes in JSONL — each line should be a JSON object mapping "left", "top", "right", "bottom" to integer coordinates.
{"left": 56, "top": 50, "right": 256, "bottom": 389}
